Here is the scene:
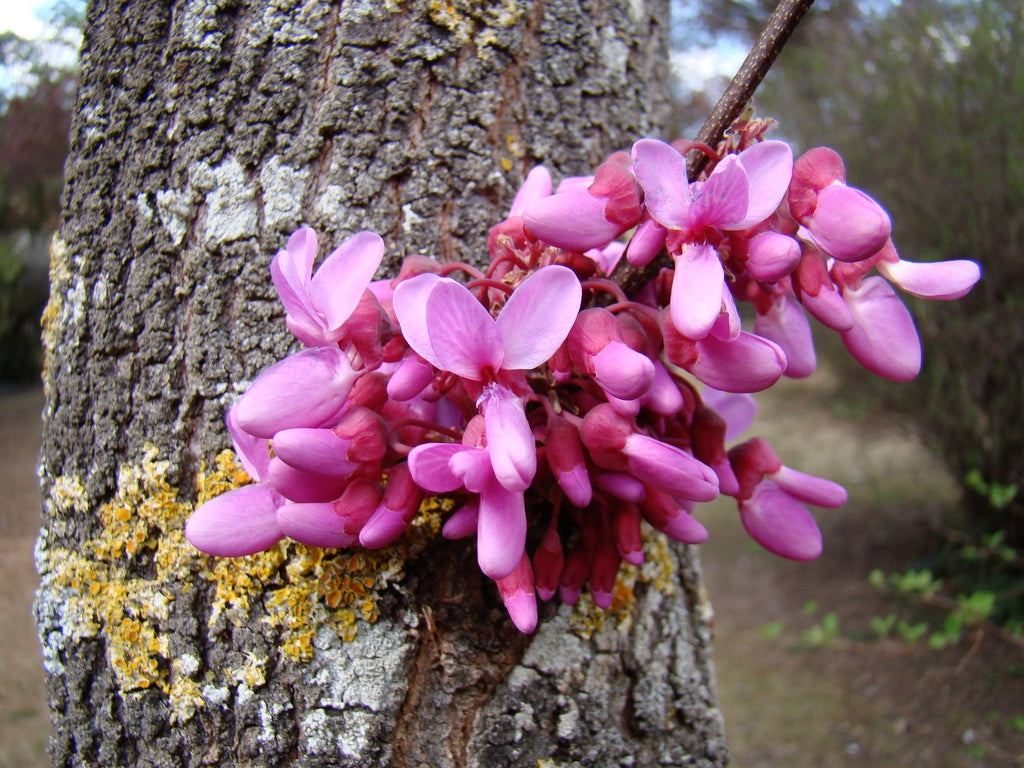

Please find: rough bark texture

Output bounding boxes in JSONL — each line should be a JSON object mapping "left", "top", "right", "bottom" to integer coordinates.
{"left": 35, "top": 0, "right": 729, "bottom": 765}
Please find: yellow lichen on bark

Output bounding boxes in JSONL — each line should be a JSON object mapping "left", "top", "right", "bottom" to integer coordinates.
{"left": 39, "top": 444, "right": 454, "bottom": 720}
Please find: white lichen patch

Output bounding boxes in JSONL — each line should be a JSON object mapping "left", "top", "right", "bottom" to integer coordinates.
{"left": 259, "top": 156, "right": 310, "bottom": 233}
{"left": 155, "top": 188, "right": 192, "bottom": 247}
{"left": 197, "top": 156, "right": 259, "bottom": 245}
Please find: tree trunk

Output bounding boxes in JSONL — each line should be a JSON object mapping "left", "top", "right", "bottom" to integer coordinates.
{"left": 35, "top": 0, "right": 729, "bottom": 765}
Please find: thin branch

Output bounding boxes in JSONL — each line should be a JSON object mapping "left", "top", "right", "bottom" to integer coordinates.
{"left": 611, "top": 0, "right": 815, "bottom": 297}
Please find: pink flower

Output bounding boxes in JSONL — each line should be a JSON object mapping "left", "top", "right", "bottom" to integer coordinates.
{"left": 407, "top": 423, "right": 528, "bottom": 581}
{"left": 729, "top": 437, "right": 846, "bottom": 561}
{"left": 632, "top": 139, "right": 793, "bottom": 339}
{"left": 271, "top": 227, "right": 385, "bottom": 346}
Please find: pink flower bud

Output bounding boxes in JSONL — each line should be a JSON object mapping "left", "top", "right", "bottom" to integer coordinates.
{"left": 360, "top": 463, "right": 425, "bottom": 549}
{"left": 739, "top": 480, "right": 823, "bottom": 561}
{"left": 496, "top": 553, "right": 538, "bottom": 633}
{"left": 276, "top": 501, "right": 358, "bottom": 549}
{"left": 235, "top": 346, "right": 357, "bottom": 438}
{"left": 545, "top": 415, "right": 592, "bottom": 508}
{"left": 612, "top": 503, "right": 644, "bottom": 566}
{"left": 746, "top": 231, "right": 802, "bottom": 282}
{"left": 186, "top": 484, "right": 284, "bottom": 557}
{"left": 533, "top": 524, "right": 564, "bottom": 601}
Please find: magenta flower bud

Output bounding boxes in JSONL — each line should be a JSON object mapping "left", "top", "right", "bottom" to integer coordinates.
{"left": 642, "top": 361, "right": 686, "bottom": 416}
{"left": 266, "top": 457, "right": 348, "bottom": 503}
{"left": 625, "top": 214, "right": 668, "bottom": 268}
{"left": 569, "top": 308, "right": 655, "bottom": 400}
{"left": 793, "top": 248, "right": 854, "bottom": 331}
{"left": 622, "top": 433, "right": 719, "bottom": 502}
{"left": 591, "top": 341, "right": 657, "bottom": 401}
{"left": 523, "top": 187, "right": 632, "bottom": 252}
{"left": 496, "top": 553, "right": 538, "bottom": 633}
{"left": 276, "top": 501, "right": 358, "bottom": 549}
{"left": 597, "top": 471, "right": 646, "bottom": 502}
{"left": 387, "top": 353, "right": 436, "bottom": 401}
{"left": 802, "top": 183, "right": 891, "bottom": 263}
{"left": 271, "top": 428, "right": 359, "bottom": 479}
{"left": 523, "top": 152, "right": 641, "bottom": 252}
{"left": 612, "top": 503, "right": 644, "bottom": 566}
{"left": 739, "top": 480, "right": 823, "bottom": 561}
{"left": 753, "top": 293, "right": 816, "bottom": 379}
{"left": 640, "top": 486, "right": 708, "bottom": 544}
{"left": 441, "top": 501, "right": 479, "bottom": 540}
{"left": 186, "top": 484, "right": 284, "bottom": 557}
{"left": 876, "top": 256, "right": 981, "bottom": 301}
{"left": 788, "top": 146, "right": 848, "bottom": 221}
{"left": 545, "top": 415, "right": 592, "bottom": 508}
{"left": 770, "top": 466, "right": 847, "bottom": 508}
{"left": 360, "top": 463, "right": 425, "bottom": 549}
{"left": 579, "top": 403, "right": 633, "bottom": 471}
{"left": 588, "top": 543, "right": 622, "bottom": 609}
{"left": 746, "top": 231, "right": 802, "bottom": 282}
{"left": 558, "top": 542, "right": 591, "bottom": 606}
{"left": 663, "top": 311, "right": 787, "bottom": 393}
{"left": 235, "top": 346, "right": 357, "bottom": 438}
{"left": 533, "top": 525, "right": 564, "bottom": 601}
{"left": 840, "top": 276, "right": 921, "bottom": 381}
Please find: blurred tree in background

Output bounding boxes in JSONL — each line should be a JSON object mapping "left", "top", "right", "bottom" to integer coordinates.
{"left": 0, "top": 1, "right": 81, "bottom": 382}
{"left": 679, "top": 0, "right": 1024, "bottom": 619}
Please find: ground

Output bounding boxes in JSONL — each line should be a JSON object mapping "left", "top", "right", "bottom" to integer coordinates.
{"left": 2, "top": 375, "right": 1023, "bottom": 767}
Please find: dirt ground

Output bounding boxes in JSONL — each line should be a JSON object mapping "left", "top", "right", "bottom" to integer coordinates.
{"left": 2, "top": 376, "right": 1023, "bottom": 767}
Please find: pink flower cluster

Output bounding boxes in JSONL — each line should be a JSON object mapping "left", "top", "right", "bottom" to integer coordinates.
{"left": 186, "top": 129, "right": 980, "bottom": 632}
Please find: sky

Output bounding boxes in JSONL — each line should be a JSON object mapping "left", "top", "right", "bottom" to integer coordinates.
{"left": 2, "top": 1, "right": 49, "bottom": 38}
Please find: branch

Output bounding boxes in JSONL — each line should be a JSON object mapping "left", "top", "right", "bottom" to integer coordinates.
{"left": 612, "top": 0, "right": 816, "bottom": 297}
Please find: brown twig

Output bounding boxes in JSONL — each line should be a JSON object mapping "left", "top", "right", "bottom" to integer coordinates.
{"left": 611, "top": 0, "right": 816, "bottom": 297}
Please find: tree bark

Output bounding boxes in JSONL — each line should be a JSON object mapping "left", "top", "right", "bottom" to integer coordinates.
{"left": 35, "top": 1, "right": 729, "bottom": 765}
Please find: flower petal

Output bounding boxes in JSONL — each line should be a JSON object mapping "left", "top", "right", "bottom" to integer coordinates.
{"left": 631, "top": 138, "right": 691, "bottom": 229}
{"left": 480, "top": 386, "right": 536, "bottom": 492}
{"left": 739, "top": 481, "right": 823, "bottom": 561}
{"left": 840, "top": 276, "right": 921, "bottom": 381}
{"left": 497, "top": 265, "right": 582, "bottom": 370}
{"left": 670, "top": 243, "right": 725, "bottom": 340}
{"left": 276, "top": 501, "right": 357, "bottom": 549}
{"left": 235, "top": 346, "right": 357, "bottom": 438}
{"left": 477, "top": 479, "right": 527, "bottom": 580}
{"left": 407, "top": 442, "right": 469, "bottom": 494}
{"left": 186, "top": 484, "right": 284, "bottom": 557}
{"left": 730, "top": 140, "right": 793, "bottom": 229}
{"left": 425, "top": 279, "right": 504, "bottom": 379}
{"left": 309, "top": 231, "right": 385, "bottom": 334}
{"left": 877, "top": 257, "right": 981, "bottom": 300}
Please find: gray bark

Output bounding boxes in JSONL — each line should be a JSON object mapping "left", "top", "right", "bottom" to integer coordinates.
{"left": 35, "top": 0, "right": 729, "bottom": 765}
